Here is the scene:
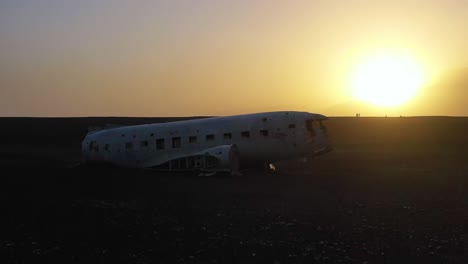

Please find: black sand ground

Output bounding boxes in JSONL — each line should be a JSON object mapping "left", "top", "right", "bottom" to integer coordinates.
{"left": 1, "top": 116, "right": 468, "bottom": 263}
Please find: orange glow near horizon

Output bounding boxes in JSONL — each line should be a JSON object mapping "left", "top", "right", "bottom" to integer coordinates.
{"left": 0, "top": 2, "right": 467, "bottom": 117}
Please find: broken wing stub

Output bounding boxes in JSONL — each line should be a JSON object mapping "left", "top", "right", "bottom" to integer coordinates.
{"left": 151, "top": 144, "right": 241, "bottom": 176}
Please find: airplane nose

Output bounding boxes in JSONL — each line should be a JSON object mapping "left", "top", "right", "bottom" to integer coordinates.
{"left": 315, "top": 114, "right": 328, "bottom": 120}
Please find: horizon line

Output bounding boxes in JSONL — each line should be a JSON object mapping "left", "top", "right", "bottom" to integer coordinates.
{"left": 0, "top": 115, "right": 467, "bottom": 119}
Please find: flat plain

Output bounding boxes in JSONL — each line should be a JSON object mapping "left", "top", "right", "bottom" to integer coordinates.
{"left": 1, "top": 116, "right": 467, "bottom": 263}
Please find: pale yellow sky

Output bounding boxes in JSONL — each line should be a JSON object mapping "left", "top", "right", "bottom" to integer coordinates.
{"left": 1, "top": 0, "right": 467, "bottom": 116}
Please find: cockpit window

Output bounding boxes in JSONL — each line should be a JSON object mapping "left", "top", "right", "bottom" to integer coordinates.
{"left": 306, "top": 119, "right": 327, "bottom": 137}
{"left": 306, "top": 120, "right": 316, "bottom": 136}
{"left": 319, "top": 120, "right": 326, "bottom": 129}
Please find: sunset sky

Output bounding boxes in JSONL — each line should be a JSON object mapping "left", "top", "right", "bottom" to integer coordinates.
{"left": 1, "top": 0, "right": 467, "bottom": 117}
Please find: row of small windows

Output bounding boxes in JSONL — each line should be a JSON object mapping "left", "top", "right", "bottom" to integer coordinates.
{"left": 117, "top": 124, "right": 295, "bottom": 140}
{"left": 93, "top": 124, "right": 296, "bottom": 152}
{"left": 129, "top": 129, "right": 274, "bottom": 149}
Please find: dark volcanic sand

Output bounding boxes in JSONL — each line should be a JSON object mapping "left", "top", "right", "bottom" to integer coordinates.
{"left": 1, "top": 116, "right": 468, "bottom": 263}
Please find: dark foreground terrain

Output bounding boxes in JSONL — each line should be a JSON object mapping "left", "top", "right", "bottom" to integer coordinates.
{"left": 1, "top": 116, "right": 468, "bottom": 263}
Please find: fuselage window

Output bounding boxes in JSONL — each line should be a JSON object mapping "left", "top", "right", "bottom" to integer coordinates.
{"left": 141, "top": 140, "right": 149, "bottom": 147}
{"left": 288, "top": 124, "right": 296, "bottom": 129}
{"left": 206, "top": 134, "right": 215, "bottom": 141}
{"left": 125, "top": 142, "right": 133, "bottom": 150}
{"left": 260, "top": 130, "right": 269, "bottom": 136}
{"left": 172, "top": 137, "right": 181, "bottom": 148}
{"left": 156, "top": 139, "right": 165, "bottom": 150}
{"left": 189, "top": 136, "right": 197, "bottom": 143}
{"left": 224, "top": 133, "right": 232, "bottom": 140}
{"left": 241, "top": 131, "right": 250, "bottom": 138}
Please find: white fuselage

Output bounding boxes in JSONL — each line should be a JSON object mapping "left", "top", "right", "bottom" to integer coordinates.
{"left": 81, "top": 111, "right": 331, "bottom": 170}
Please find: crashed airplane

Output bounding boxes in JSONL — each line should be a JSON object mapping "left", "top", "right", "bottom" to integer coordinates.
{"left": 81, "top": 111, "right": 332, "bottom": 175}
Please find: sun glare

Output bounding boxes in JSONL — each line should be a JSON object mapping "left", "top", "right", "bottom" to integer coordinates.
{"left": 350, "top": 54, "right": 425, "bottom": 107}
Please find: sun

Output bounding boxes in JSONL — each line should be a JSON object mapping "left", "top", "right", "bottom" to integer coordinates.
{"left": 350, "top": 54, "right": 425, "bottom": 107}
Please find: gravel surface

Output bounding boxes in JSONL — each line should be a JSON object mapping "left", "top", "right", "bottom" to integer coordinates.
{"left": 1, "top": 116, "right": 467, "bottom": 263}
